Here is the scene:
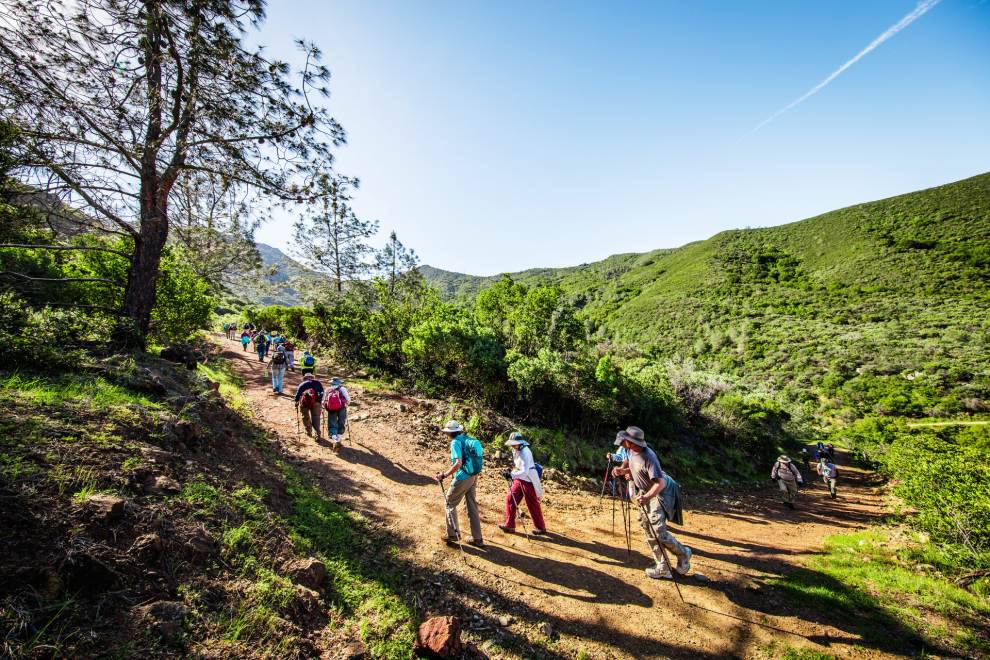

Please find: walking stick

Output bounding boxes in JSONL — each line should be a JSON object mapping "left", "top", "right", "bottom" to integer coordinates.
{"left": 437, "top": 478, "right": 468, "bottom": 563}
{"left": 639, "top": 503, "right": 685, "bottom": 604}
{"left": 611, "top": 480, "right": 617, "bottom": 536}
{"left": 598, "top": 458, "right": 612, "bottom": 508}
{"left": 508, "top": 480, "right": 531, "bottom": 541}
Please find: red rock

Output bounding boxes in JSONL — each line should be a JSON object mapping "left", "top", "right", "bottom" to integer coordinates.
{"left": 85, "top": 494, "right": 125, "bottom": 523}
{"left": 414, "top": 616, "right": 462, "bottom": 658}
{"left": 284, "top": 557, "right": 326, "bottom": 590}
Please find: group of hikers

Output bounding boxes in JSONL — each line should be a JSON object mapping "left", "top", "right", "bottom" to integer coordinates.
{"left": 222, "top": 323, "right": 841, "bottom": 582}
{"left": 772, "top": 441, "right": 839, "bottom": 508}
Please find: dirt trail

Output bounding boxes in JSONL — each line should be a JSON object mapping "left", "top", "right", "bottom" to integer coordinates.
{"left": 217, "top": 337, "right": 890, "bottom": 659}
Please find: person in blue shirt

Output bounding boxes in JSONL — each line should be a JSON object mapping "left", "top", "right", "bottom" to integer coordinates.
{"left": 434, "top": 420, "right": 484, "bottom": 547}
{"left": 606, "top": 444, "right": 632, "bottom": 501}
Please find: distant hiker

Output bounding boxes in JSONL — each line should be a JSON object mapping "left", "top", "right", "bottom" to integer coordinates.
{"left": 435, "top": 420, "right": 485, "bottom": 547}
{"left": 294, "top": 374, "right": 324, "bottom": 441}
{"left": 818, "top": 457, "right": 838, "bottom": 499}
{"left": 825, "top": 442, "right": 835, "bottom": 461}
{"left": 323, "top": 377, "right": 350, "bottom": 452}
{"left": 771, "top": 455, "right": 803, "bottom": 509}
{"left": 283, "top": 340, "right": 296, "bottom": 372}
{"left": 499, "top": 432, "right": 547, "bottom": 535}
{"left": 267, "top": 346, "right": 288, "bottom": 394}
{"left": 240, "top": 330, "right": 250, "bottom": 351}
{"left": 254, "top": 332, "right": 267, "bottom": 362}
{"left": 799, "top": 447, "right": 810, "bottom": 473}
{"left": 612, "top": 426, "right": 691, "bottom": 580}
{"left": 300, "top": 350, "right": 317, "bottom": 376}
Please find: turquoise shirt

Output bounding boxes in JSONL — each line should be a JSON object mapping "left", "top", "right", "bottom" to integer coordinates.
{"left": 449, "top": 434, "right": 473, "bottom": 483}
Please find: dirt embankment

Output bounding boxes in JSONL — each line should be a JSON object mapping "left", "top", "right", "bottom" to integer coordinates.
{"left": 223, "top": 336, "right": 894, "bottom": 659}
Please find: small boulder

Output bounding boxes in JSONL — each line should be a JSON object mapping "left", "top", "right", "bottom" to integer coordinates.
{"left": 397, "top": 403, "right": 408, "bottom": 412}
{"left": 161, "top": 344, "right": 198, "bottom": 370}
{"left": 414, "top": 616, "right": 462, "bottom": 658}
{"left": 540, "top": 621, "right": 555, "bottom": 639}
{"left": 85, "top": 494, "right": 125, "bottom": 524}
{"left": 186, "top": 526, "right": 217, "bottom": 555}
{"left": 171, "top": 420, "right": 201, "bottom": 447}
{"left": 130, "top": 532, "right": 163, "bottom": 558}
{"left": 341, "top": 640, "right": 367, "bottom": 659}
{"left": 136, "top": 600, "right": 188, "bottom": 644}
{"left": 285, "top": 557, "right": 326, "bottom": 590}
{"left": 143, "top": 474, "right": 181, "bottom": 495}
{"left": 290, "top": 584, "right": 321, "bottom": 614}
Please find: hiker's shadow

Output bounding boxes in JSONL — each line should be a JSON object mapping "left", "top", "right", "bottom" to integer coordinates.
{"left": 340, "top": 441, "right": 434, "bottom": 487}
{"left": 462, "top": 541, "right": 652, "bottom": 607}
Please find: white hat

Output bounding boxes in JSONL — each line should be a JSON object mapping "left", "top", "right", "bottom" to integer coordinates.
{"left": 441, "top": 420, "right": 464, "bottom": 434}
{"left": 505, "top": 432, "right": 528, "bottom": 447}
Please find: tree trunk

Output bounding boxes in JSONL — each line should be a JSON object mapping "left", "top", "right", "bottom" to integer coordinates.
{"left": 116, "top": 186, "right": 169, "bottom": 348}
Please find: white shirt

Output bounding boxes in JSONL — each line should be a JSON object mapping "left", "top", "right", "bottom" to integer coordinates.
{"left": 510, "top": 445, "right": 543, "bottom": 498}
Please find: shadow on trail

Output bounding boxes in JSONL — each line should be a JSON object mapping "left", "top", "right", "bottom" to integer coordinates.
{"left": 338, "top": 440, "right": 435, "bottom": 487}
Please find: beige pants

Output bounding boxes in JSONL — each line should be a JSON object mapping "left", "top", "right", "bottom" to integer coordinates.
{"left": 445, "top": 475, "right": 483, "bottom": 542}
{"left": 300, "top": 405, "right": 322, "bottom": 439}
{"left": 638, "top": 496, "right": 689, "bottom": 569}
{"left": 778, "top": 478, "right": 798, "bottom": 503}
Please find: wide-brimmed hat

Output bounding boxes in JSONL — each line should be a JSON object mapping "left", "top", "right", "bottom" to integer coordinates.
{"left": 330, "top": 377, "right": 343, "bottom": 386}
{"left": 441, "top": 420, "right": 464, "bottom": 434}
{"left": 778, "top": 455, "right": 791, "bottom": 463}
{"left": 505, "top": 432, "right": 529, "bottom": 447}
{"left": 302, "top": 373, "right": 315, "bottom": 380}
{"left": 617, "top": 425, "right": 647, "bottom": 448}
{"left": 613, "top": 431, "right": 625, "bottom": 447}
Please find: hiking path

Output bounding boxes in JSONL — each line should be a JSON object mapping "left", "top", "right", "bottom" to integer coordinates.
{"left": 215, "top": 336, "right": 890, "bottom": 659}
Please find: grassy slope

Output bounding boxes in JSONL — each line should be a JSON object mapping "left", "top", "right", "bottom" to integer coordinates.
{"left": 425, "top": 172, "right": 990, "bottom": 419}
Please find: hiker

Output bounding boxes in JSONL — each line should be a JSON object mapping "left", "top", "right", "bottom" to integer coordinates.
{"left": 283, "top": 339, "right": 296, "bottom": 372}
{"left": 434, "top": 420, "right": 485, "bottom": 547}
{"left": 771, "top": 455, "right": 804, "bottom": 509}
{"left": 799, "top": 447, "right": 810, "bottom": 474}
{"left": 817, "top": 456, "right": 838, "bottom": 499}
{"left": 267, "top": 346, "right": 288, "bottom": 394}
{"left": 606, "top": 444, "right": 633, "bottom": 501}
{"left": 254, "top": 332, "right": 267, "bottom": 362}
{"left": 294, "top": 374, "right": 324, "bottom": 441}
{"left": 323, "top": 377, "right": 350, "bottom": 452}
{"left": 240, "top": 330, "right": 251, "bottom": 351}
{"left": 300, "top": 350, "right": 317, "bottom": 376}
{"left": 499, "top": 432, "right": 547, "bottom": 535}
{"left": 611, "top": 426, "right": 691, "bottom": 580}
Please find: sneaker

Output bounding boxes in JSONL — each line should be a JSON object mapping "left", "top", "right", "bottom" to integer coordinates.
{"left": 467, "top": 539, "right": 485, "bottom": 548}
{"left": 441, "top": 535, "right": 460, "bottom": 546}
{"left": 498, "top": 525, "right": 515, "bottom": 533}
{"left": 531, "top": 528, "right": 548, "bottom": 536}
{"left": 675, "top": 547, "right": 692, "bottom": 575}
{"left": 645, "top": 564, "right": 673, "bottom": 580}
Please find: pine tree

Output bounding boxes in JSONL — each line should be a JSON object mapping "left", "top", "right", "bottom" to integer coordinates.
{"left": 375, "top": 231, "right": 419, "bottom": 296}
{"left": 292, "top": 173, "right": 377, "bottom": 294}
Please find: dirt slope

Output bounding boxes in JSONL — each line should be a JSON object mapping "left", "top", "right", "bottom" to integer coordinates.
{"left": 219, "top": 337, "right": 891, "bottom": 659}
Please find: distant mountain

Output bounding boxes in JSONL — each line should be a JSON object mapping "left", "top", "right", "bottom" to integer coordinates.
{"left": 233, "top": 243, "right": 323, "bottom": 307}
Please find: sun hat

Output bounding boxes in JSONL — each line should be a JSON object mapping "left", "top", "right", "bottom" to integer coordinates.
{"left": 778, "top": 455, "right": 791, "bottom": 463}
{"left": 613, "top": 431, "right": 625, "bottom": 447}
{"left": 505, "top": 432, "right": 529, "bottom": 447}
{"left": 302, "top": 373, "right": 314, "bottom": 380}
{"left": 617, "top": 425, "right": 647, "bottom": 448}
{"left": 330, "top": 377, "right": 343, "bottom": 386}
{"left": 441, "top": 420, "right": 464, "bottom": 434}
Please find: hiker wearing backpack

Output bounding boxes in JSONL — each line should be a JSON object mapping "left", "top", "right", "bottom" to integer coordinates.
{"left": 606, "top": 445, "right": 633, "bottom": 501}
{"left": 240, "top": 330, "right": 251, "bottom": 351}
{"left": 294, "top": 374, "right": 324, "bottom": 441}
{"left": 434, "top": 420, "right": 485, "bottom": 547}
{"left": 499, "top": 432, "right": 547, "bottom": 535}
{"left": 267, "top": 346, "right": 288, "bottom": 394}
{"left": 771, "top": 455, "right": 804, "bottom": 509}
{"left": 300, "top": 350, "right": 317, "bottom": 376}
{"left": 254, "top": 332, "right": 267, "bottom": 362}
{"left": 323, "top": 377, "right": 349, "bottom": 452}
{"left": 612, "top": 426, "right": 691, "bottom": 580}
{"left": 283, "top": 340, "right": 296, "bottom": 372}
{"left": 817, "top": 456, "right": 838, "bottom": 499}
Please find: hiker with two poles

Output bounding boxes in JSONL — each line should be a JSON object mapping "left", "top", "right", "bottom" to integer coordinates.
{"left": 294, "top": 374, "right": 324, "bottom": 442}
{"left": 435, "top": 420, "right": 486, "bottom": 548}
{"left": 611, "top": 426, "right": 692, "bottom": 580}
{"left": 499, "top": 432, "right": 547, "bottom": 536}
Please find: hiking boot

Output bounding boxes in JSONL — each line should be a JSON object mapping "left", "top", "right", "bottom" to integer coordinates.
{"left": 498, "top": 525, "right": 515, "bottom": 533}
{"left": 441, "top": 535, "right": 460, "bottom": 546}
{"left": 785, "top": 501, "right": 795, "bottom": 509}
{"left": 645, "top": 564, "right": 673, "bottom": 580}
{"left": 531, "top": 528, "right": 548, "bottom": 536}
{"left": 467, "top": 539, "right": 485, "bottom": 548}
{"left": 675, "top": 547, "right": 692, "bottom": 575}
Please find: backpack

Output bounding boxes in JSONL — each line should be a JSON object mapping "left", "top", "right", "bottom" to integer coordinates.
{"left": 271, "top": 351, "right": 286, "bottom": 366}
{"left": 299, "top": 388, "right": 318, "bottom": 409}
{"left": 303, "top": 354, "right": 315, "bottom": 367}
{"left": 457, "top": 435, "right": 484, "bottom": 476}
{"left": 323, "top": 387, "right": 347, "bottom": 412}
{"left": 534, "top": 462, "right": 543, "bottom": 480}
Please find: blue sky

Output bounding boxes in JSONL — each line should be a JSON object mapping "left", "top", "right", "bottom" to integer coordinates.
{"left": 255, "top": 0, "right": 990, "bottom": 275}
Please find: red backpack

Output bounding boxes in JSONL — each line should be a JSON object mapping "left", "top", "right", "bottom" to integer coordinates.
{"left": 299, "top": 388, "right": 319, "bottom": 410}
{"left": 323, "top": 387, "right": 347, "bottom": 412}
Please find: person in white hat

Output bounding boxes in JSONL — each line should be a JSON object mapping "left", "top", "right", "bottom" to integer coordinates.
{"left": 612, "top": 426, "right": 692, "bottom": 580}
{"left": 499, "top": 432, "right": 547, "bottom": 535}
{"left": 434, "top": 420, "right": 485, "bottom": 547}
{"left": 771, "top": 454, "right": 803, "bottom": 509}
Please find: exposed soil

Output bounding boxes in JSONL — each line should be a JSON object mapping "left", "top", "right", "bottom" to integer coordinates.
{"left": 221, "top": 337, "right": 895, "bottom": 659}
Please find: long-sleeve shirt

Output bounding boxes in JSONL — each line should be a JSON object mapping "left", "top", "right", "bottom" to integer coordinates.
{"left": 294, "top": 379, "right": 324, "bottom": 403}
{"left": 609, "top": 446, "right": 629, "bottom": 463}
{"left": 510, "top": 445, "right": 543, "bottom": 498}
{"left": 772, "top": 460, "right": 802, "bottom": 482}
{"left": 323, "top": 386, "right": 350, "bottom": 406}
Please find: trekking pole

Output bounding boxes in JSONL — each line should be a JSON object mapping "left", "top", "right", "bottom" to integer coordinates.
{"left": 611, "top": 481, "right": 617, "bottom": 536}
{"left": 508, "top": 482, "right": 531, "bottom": 541}
{"left": 295, "top": 404, "right": 301, "bottom": 440}
{"left": 638, "top": 503, "right": 685, "bottom": 604}
{"left": 624, "top": 491, "right": 632, "bottom": 555}
{"left": 437, "top": 479, "right": 468, "bottom": 564}
{"left": 598, "top": 458, "right": 612, "bottom": 508}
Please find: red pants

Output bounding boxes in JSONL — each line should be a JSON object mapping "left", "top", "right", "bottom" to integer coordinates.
{"left": 504, "top": 479, "right": 546, "bottom": 531}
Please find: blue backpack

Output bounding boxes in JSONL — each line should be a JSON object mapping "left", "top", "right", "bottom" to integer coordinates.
{"left": 457, "top": 435, "right": 484, "bottom": 476}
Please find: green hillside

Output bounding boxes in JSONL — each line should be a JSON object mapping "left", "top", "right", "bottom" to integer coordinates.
{"left": 425, "top": 172, "right": 990, "bottom": 421}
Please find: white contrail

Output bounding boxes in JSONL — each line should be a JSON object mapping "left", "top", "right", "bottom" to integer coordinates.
{"left": 750, "top": 0, "right": 942, "bottom": 134}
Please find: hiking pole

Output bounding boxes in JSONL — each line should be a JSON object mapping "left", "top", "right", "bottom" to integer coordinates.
{"left": 437, "top": 479, "right": 468, "bottom": 564}
{"left": 598, "top": 458, "right": 612, "bottom": 508}
{"left": 611, "top": 480, "right": 617, "bottom": 536}
{"left": 295, "top": 404, "right": 301, "bottom": 440}
{"left": 638, "top": 503, "right": 685, "bottom": 604}
{"left": 508, "top": 481, "right": 531, "bottom": 541}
